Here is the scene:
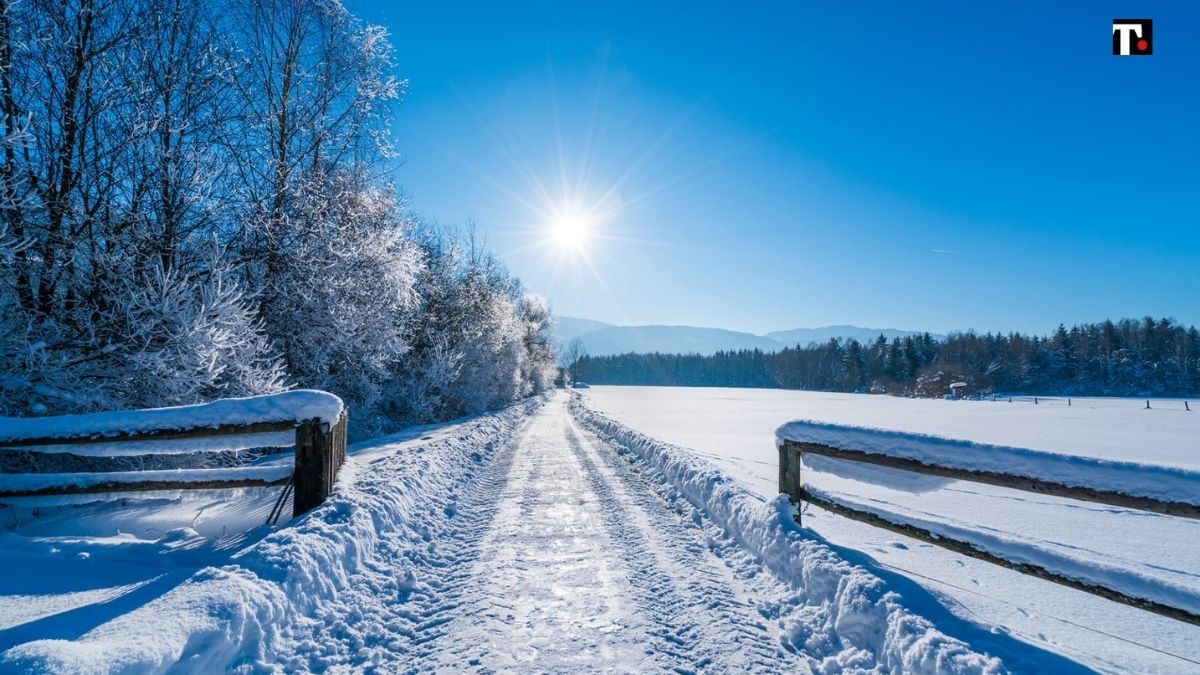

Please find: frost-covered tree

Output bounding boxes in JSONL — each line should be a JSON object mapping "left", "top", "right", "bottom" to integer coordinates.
{"left": 0, "top": 241, "right": 284, "bottom": 415}
{"left": 388, "top": 227, "right": 555, "bottom": 426}
{"left": 559, "top": 337, "right": 586, "bottom": 385}
{"left": 0, "top": 0, "right": 557, "bottom": 436}
{"left": 518, "top": 292, "right": 556, "bottom": 394}
{"left": 255, "top": 174, "right": 423, "bottom": 435}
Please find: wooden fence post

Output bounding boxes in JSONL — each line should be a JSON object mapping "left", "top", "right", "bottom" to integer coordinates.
{"left": 779, "top": 442, "right": 803, "bottom": 526}
{"left": 292, "top": 412, "right": 348, "bottom": 517}
{"left": 293, "top": 418, "right": 326, "bottom": 517}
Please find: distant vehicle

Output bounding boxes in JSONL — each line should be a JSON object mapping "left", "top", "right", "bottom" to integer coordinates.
{"left": 572, "top": 382, "right": 591, "bottom": 389}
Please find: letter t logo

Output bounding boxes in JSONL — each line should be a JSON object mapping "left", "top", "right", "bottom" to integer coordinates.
{"left": 1113, "top": 19, "right": 1153, "bottom": 56}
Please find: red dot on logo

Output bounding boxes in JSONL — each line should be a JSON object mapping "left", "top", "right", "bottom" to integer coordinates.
{"left": 1137, "top": 39, "right": 1149, "bottom": 51}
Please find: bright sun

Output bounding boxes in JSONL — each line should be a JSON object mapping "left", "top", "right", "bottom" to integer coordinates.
{"left": 549, "top": 212, "right": 592, "bottom": 253}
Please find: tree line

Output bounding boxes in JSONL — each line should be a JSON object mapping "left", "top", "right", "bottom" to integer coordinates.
{"left": 574, "top": 318, "right": 1200, "bottom": 398}
{"left": 0, "top": 0, "right": 555, "bottom": 438}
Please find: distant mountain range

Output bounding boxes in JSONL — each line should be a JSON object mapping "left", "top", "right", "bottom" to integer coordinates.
{"left": 554, "top": 317, "right": 615, "bottom": 343}
{"left": 556, "top": 317, "right": 942, "bottom": 357}
{"left": 763, "top": 325, "right": 943, "bottom": 346}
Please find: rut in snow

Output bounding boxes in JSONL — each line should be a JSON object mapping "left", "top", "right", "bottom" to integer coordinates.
{"left": 423, "top": 397, "right": 809, "bottom": 672}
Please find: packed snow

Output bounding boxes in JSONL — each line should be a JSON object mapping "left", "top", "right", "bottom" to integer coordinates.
{"left": 581, "top": 386, "right": 1200, "bottom": 673}
{"left": 0, "top": 392, "right": 1089, "bottom": 672}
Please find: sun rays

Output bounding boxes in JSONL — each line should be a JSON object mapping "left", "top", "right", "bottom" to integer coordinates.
{"left": 434, "top": 56, "right": 743, "bottom": 320}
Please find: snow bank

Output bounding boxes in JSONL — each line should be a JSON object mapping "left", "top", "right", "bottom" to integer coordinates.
{"left": 570, "top": 396, "right": 1005, "bottom": 674}
{"left": 776, "top": 421, "right": 1200, "bottom": 507}
{"left": 0, "top": 397, "right": 542, "bottom": 673}
{"left": 0, "top": 390, "right": 344, "bottom": 444}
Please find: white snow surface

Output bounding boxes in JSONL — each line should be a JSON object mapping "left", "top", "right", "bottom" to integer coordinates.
{"left": 0, "top": 393, "right": 1042, "bottom": 673}
{"left": 776, "top": 421, "right": 1200, "bottom": 506}
{"left": 581, "top": 386, "right": 1200, "bottom": 674}
{"left": 0, "top": 390, "right": 344, "bottom": 444}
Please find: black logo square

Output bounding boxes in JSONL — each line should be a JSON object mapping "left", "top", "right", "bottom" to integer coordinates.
{"left": 1113, "top": 19, "right": 1153, "bottom": 56}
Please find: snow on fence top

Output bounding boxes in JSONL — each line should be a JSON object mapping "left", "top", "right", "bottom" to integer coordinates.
{"left": 0, "top": 390, "right": 344, "bottom": 444}
{"left": 776, "top": 420, "right": 1200, "bottom": 507}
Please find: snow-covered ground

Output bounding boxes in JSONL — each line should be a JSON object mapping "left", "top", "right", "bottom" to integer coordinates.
{"left": 0, "top": 392, "right": 1087, "bottom": 672}
{"left": 580, "top": 386, "right": 1200, "bottom": 673}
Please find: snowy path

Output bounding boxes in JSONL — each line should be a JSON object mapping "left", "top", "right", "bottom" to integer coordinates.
{"left": 425, "top": 399, "right": 796, "bottom": 671}
{"left": 283, "top": 396, "right": 807, "bottom": 672}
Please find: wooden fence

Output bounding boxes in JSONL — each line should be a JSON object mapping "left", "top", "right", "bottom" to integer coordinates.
{"left": 0, "top": 409, "right": 348, "bottom": 519}
{"left": 778, "top": 439, "right": 1200, "bottom": 626}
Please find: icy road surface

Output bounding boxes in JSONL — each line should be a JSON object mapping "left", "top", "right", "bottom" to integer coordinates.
{"left": 422, "top": 396, "right": 793, "bottom": 669}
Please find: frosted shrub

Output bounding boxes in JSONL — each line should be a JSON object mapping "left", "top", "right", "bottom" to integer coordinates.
{"left": 106, "top": 249, "right": 287, "bottom": 409}
{"left": 255, "top": 177, "right": 424, "bottom": 437}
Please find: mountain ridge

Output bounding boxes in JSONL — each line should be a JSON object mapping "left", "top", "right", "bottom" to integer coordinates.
{"left": 556, "top": 316, "right": 942, "bottom": 357}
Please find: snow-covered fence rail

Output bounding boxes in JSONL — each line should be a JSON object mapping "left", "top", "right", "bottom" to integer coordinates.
{"left": 779, "top": 441, "right": 1200, "bottom": 520}
{"left": 776, "top": 423, "right": 1200, "bottom": 626}
{"left": 0, "top": 391, "right": 347, "bottom": 518}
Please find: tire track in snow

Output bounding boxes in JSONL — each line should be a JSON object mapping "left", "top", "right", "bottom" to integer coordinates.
{"left": 422, "top": 399, "right": 657, "bottom": 671}
{"left": 562, "top": 414, "right": 811, "bottom": 673}
{"left": 405, "top": 434, "right": 522, "bottom": 654}
{"left": 275, "top": 417, "right": 526, "bottom": 672}
{"left": 276, "top": 395, "right": 814, "bottom": 672}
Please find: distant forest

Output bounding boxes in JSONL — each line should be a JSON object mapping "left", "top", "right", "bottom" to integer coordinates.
{"left": 573, "top": 318, "right": 1200, "bottom": 397}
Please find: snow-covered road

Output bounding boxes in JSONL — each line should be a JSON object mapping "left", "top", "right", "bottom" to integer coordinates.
{"left": 277, "top": 396, "right": 810, "bottom": 672}
{"left": 426, "top": 398, "right": 797, "bottom": 670}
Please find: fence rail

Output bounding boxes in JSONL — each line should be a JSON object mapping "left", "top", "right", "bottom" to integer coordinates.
{"left": 0, "top": 420, "right": 298, "bottom": 448}
{"left": 0, "top": 397, "right": 347, "bottom": 519}
{"left": 778, "top": 439, "right": 1200, "bottom": 626}
{"left": 781, "top": 440, "right": 1200, "bottom": 520}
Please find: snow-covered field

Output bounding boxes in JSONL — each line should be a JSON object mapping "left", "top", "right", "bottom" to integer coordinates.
{"left": 581, "top": 386, "right": 1200, "bottom": 674}
{"left": 0, "top": 392, "right": 1090, "bottom": 673}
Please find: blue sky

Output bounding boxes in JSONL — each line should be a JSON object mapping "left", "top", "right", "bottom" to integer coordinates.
{"left": 355, "top": 1, "right": 1198, "bottom": 336}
